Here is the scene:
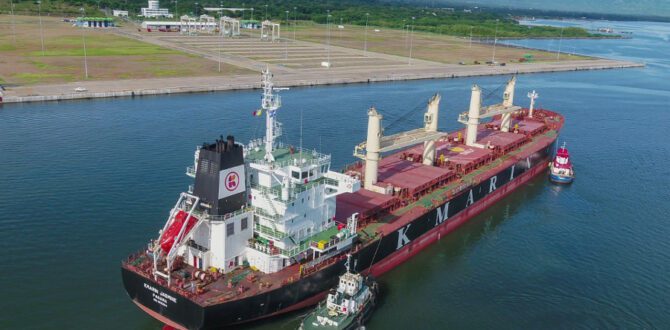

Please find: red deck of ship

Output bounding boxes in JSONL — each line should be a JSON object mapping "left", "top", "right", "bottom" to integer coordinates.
{"left": 334, "top": 110, "right": 558, "bottom": 230}
{"left": 335, "top": 188, "right": 398, "bottom": 223}
{"left": 377, "top": 156, "right": 455, "bottom": 194}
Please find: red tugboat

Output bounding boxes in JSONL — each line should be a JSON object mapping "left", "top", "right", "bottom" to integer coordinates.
{"left": 549, "top": 142, "right": 575, "bottom": 184}
{"left": 121, "top": 71, "right": 565, "bottom": 329}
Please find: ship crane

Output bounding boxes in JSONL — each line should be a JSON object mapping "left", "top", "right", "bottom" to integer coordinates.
{"left": 353, "top": 94, "right": 443, "bottom": 190}
{"left": 527, "top": 90, "right": 539, "bottom": 117}
{"left": 457, "top": 76, "right": 521, "bottom": 147}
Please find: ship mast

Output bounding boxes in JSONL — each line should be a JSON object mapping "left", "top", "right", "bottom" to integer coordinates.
{"left": 261, "top": 67, "right": 287, "bottom": 162}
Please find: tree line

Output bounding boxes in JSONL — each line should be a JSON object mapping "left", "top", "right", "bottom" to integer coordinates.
{"left": 0, "top": 0, "right": 604, "bottom": 38}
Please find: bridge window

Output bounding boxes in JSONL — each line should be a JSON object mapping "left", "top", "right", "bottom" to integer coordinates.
{"left": 227, "top": 222, "right": 234, "bottom": 237}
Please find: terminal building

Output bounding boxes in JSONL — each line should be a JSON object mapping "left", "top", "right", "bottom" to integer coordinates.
{"left": 75, "top": 17, "right": 115, "bottom": 28}
{"left": 140, "top": 0, "right": 173, "bottom": 18}
{"left": 141, "top": 18, "right": 217, "bottom": 32}
{"left": 112, "top": 10, "right": 128, "bottom": 17}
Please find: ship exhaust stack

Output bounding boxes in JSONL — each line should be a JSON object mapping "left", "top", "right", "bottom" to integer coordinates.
{"left": 465, "top": 85, "right": 482, "bottom": 147}
{"left": 364, "top": 107, "right": 383, "bottom": 189}
{"left": 422, "top": 93, "right": 441, "bottom": 165}
{"left": 193, "top": 136, "right": 246, "bottom": 216}
{"left": 500, "top": 76, "right": 516, "bottom": 132}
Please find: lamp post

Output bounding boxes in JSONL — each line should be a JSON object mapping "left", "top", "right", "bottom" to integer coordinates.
{"left": 326, "top": 10, "right": 331, "bottom": 68}
{"left": 293, "top": 7, "right": 297, "bottom": 41}
{"left": 250, "top": 8, "right": 254, "bottom": 21}
{"left": 285, "top": 10, "right": 289, "bottom": 60}
{"left": 363, "top": 13, "right": 369, "bottom": 56}
{"left": 218, "top": 38, "right": 222, "bottom": 72}
{"left": 339, "top": 17, "right": 343, "bottom": 39}
{"left": 194, "top": 2, "right": 198, "bottom": 17}
{"left": 173, "top": 0, "right": 178, "bottom": 18}
{"left": 219, "top": 2, "right": 223, "bottom": 72}
{"left": 408, "top": 16, "right": 415, "bottom": 65}
{"left": 403, "top": 19, "right": 408, "bottom": 48}
{"left": 469, "top": 26, "right": 473, "bottom": 48}
{"left": 10, "top": 0, "right": 16, "bottom": 43}
{"left": 80, "top": 7, "right": 88, "bottom": 79}
{"left": 491, "top": 19, "right": 499, "bottom": 63}
{"left": 264, "top": 4, "right": 268, "bottom": 20}
{"left": 556, "top": 26, "right": 564, "bottom": 60}
{"left": 37, "top": 1, "right": 45, "bottom": 56}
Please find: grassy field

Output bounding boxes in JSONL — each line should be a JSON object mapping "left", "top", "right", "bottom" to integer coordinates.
{"left": 0, "top": 15, "right": 251, "bottom": 85}
{"left": 292, "top": 22, "right": 590, "bottom": 65}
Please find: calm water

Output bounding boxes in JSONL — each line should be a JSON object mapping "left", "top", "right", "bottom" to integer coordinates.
{"left": 1, "top": 20, "right": 669, "bottom": 329}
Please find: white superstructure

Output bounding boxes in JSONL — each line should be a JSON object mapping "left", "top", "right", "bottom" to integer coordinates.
{"left": 151, "top": 69, "right": 361, "bottom": 283}
{"left": 242, "top": 68, "right": 360, "bottom": 273}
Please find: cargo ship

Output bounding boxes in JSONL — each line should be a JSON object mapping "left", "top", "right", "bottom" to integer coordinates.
{"left": 122, "top": 69, "right": 563, "bottom": 329}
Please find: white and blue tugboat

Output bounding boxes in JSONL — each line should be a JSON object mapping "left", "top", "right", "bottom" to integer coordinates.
{"left": 299, "top": 255, "right": 378, "bottom": 330}
{"left": 549, "top": 142, "right": 575, "bottom": 184}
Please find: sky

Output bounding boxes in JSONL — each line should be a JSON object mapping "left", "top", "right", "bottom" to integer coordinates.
{"left": 445, "top": 0, "right": 670, "bottom": 18}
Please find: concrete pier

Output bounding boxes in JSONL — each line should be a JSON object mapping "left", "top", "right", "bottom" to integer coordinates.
{"left": 1, "top": 59, "right": 642, "bottom": 104}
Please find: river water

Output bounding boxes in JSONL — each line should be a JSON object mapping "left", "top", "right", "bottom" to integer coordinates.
{"left": 1, "top": 19, "right": 668, "bottom": 329}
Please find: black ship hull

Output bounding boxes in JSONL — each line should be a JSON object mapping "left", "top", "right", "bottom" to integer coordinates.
{"left": 122, "top": 145, "right": 553, "bottom": 329}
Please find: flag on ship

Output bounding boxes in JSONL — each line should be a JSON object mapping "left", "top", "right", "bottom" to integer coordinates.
{"left": 252, "top": 109, "right": 263, "bottom": 117}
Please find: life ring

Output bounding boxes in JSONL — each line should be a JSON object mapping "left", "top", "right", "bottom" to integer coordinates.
{"left": 346, "top": 183, "right": 352, "bottom": 189}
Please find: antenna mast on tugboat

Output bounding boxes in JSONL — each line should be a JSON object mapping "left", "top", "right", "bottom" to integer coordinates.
{"left": 261, "top": 66, "right": 288, "bottom": 162}
{"left": 345, "top": 253, "right": 352, "bottom": 273}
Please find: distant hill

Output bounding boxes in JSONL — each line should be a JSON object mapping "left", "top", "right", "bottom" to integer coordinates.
{"left": 0, "top": 0, "right": 610, "bottom": 38}
{"left": 462, "top": 0, "right": 670, "bottom": 18}
{"left": 413, "top": 0, "right": 670, "bottom": 20}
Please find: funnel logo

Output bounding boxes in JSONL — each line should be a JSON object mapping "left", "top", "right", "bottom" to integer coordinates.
{"left": 225, "top": 172, "right": 240, "bottom": 191}
{"left": 218, "top": 164, "right": 246, "bottom": 199}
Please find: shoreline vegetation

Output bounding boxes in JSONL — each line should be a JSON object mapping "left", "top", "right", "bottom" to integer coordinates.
{"left": 0, "top": 0, "right": 618, "bottom": 39}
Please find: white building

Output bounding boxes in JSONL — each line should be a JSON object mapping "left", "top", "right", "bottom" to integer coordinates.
{"left": 113, "top": 10, "right": 129, "bottom": 17}
{"left": 140, "top": 0, "right": 173, "bottom": 18}
{"left": 141, "top": 20, "right": 217, "bottom": 32}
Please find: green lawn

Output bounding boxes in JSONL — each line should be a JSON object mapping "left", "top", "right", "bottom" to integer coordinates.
{"left": 12, "top": 72, "right": 75, "bottom": 84}
{"left": 28, "top": 35, "right": 180, "bottom": 56}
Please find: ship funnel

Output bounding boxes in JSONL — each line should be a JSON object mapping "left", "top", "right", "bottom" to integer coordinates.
{"left": 422, "top": 93, "right": 441, "bottom": 165}
{"left": 364, "top": 107, "right": 382, "bottom": 189}
{"left": 193, "top": 136, "right": 246, "bottom": 215}
{"left": 465, "top": 85, "right": 482, "bottom": 147}
{"left": 500, "top": 76, "right": 516, "bottom": 132}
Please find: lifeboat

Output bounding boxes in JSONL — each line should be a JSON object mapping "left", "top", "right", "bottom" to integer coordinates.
{"left": 160, "top": 210, "right": 199, "bottom": 253}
